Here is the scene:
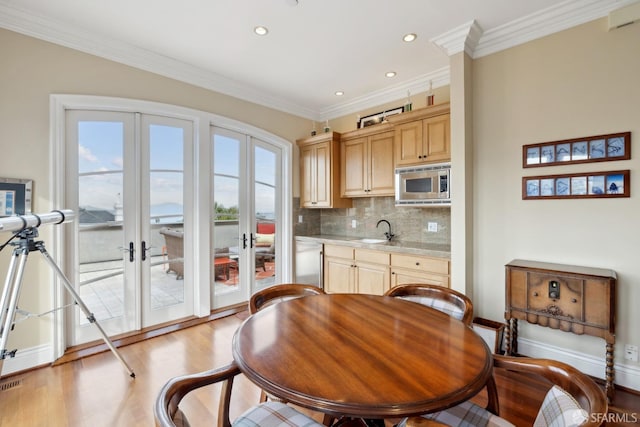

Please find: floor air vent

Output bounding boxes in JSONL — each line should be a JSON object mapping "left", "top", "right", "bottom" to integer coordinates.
{"left": 0, "top": 379, "right": 22, "bottom": 391}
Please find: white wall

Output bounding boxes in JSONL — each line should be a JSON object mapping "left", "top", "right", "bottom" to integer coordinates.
{"left": 472, "top": 18, "right": 640, "bottom": 389}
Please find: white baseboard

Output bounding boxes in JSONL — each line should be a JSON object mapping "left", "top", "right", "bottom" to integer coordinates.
{"left": 517, "top": 338, "right": 640, "bottom": 392}
{"left": 1, "top": 344, "right": 53, "bottom": 377}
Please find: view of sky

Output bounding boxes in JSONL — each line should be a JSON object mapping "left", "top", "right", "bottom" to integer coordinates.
{"left": 77, "top": 121, "right": 276, "bottom": 221}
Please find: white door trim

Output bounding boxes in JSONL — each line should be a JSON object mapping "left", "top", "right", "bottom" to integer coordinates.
{"left": 50, "top": 94, "right": 293, "bottom": 359}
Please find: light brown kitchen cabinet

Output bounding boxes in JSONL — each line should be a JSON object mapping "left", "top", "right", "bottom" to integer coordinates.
{"left": 394, "top": 113, "right": 450, "bottom": 166}
{"left": 340, "top": 130, "right": 395, "bottom": 197}
{"left": 297, "top": 132, "right": 351, "bottom": 208}
{"left": 390, "top": 253, "right": 450, "bottom": 287}
{"left": 323, "top": 244, "right": 390, "bottom": 295}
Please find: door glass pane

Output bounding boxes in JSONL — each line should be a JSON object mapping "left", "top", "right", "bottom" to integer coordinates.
{"left": 254, "top": 145, "right": 276, "bottom": 292}
{"left": 77, "top": 121, "right": 125, "bottom": 324}
{"left": 213, "top": 133, "right": 240, "bottom": 297}
{"left": 149, "top": 124, "right": 184, "bottom": 309}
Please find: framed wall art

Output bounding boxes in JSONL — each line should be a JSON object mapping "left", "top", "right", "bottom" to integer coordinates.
{"left": 358, "top": 106, "right": 405, "bottom": 128}
{"left": 523, "top": 132, "right": 630, "bottom": 168}
{"left": 0, "top": 177, "right": 33, "bottom": 216}
{"left": 523, "top": 170, "right": 629, "bottom": 200}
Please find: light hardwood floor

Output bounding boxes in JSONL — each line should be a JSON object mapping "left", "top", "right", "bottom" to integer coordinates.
{"left": 1, "top": 311, "right": 638, "bottom": 427}
{"left": 0, "top": 313, "right": 261, "bottom": 427}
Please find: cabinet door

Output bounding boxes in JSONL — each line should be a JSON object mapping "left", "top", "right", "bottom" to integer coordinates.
{"left": 394, "top": 120, "right": 424, "bottom": 166}
{"left": 356, "top": 261, "right": 390, "bottom": 295}
{"left": 368, "top": 131, "right": 395, "bottom": 196}
{"left": 324, "top": 256, "right": 354, "bottom": 293}
{"left": 300, "top": 144, "right": 315, "bottom": 207}
{"left": 314, "top": 141, "right": 332, "bottom": 207}
{"left": 391, "top": 268, "right": 449, "bottom": 288}
{"left": 341, "top": 136, "right": 367, "bottom": 197}
{"left": 423, "top": 114, "right": 450, "bottom": 163}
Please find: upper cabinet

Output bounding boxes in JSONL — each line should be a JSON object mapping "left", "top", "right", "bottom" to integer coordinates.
{"left": 340, "top": 130, "right": 395, "bottom": 197}
{"left": 297, "top": 132, "right": 352, "bottom": 208}
{"left": 296, "top": 104, "right": 450, "bottom": 203}
{"left": 391, "top": 103, "right": 451, "bottom": 166}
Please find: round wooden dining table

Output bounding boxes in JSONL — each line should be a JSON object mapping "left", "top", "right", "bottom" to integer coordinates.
{"left": 232, "top": 293, "right": 493, "bottom": 419}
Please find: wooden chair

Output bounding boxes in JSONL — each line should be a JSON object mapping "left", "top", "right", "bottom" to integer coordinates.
{"left": 384, "top": 283, "right": 474, "bottom": 326}
{"left": 400, "top": 355, "right": 608, "bottom": 427}
{"left": 249, "top": 283, "right": 325, "bottom": 315}
{"left": 154, "top": 361, "right": 325, "bottom": 427}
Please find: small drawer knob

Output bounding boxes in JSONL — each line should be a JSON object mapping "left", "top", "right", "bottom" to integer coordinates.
{"left": 571, "top": 298, "right": 577, "bottom": 303}
{"left": 533, "top": 292, "right": 539, "bottom": 296}
{"left": 415, "top": 262, "right": 420, "bottom": 266}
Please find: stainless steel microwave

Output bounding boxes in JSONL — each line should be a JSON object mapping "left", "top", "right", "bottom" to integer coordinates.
{"left": 395, "top": 163, "right": 451, "bottom": 206}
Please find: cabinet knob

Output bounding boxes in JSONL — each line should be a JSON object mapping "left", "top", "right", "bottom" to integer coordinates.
{"left": 571, "top": 298, "right": 577, "bottom": 303}
{"left": 533, "top": 292, "right": 539, "bottom": 296}
{"left": 415, "top": 262, "right": 420, "bottom": 266}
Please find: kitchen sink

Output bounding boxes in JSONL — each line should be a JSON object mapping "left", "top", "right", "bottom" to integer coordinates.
{"left": 356, "top": 238, "right": 388, "bottom": 244}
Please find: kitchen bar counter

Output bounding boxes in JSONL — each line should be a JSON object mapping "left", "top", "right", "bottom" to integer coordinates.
{"left": 295, "top": 234, "right": 450, "bottom": 259}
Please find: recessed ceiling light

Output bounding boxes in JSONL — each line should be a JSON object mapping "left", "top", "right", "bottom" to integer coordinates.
{"left": 335, "top": 91, "right": 344, "bottom": 96}
{"left": 254, "top": 26, "right": 269, "bottom": 36}
{"left": 403, "top": 33, "right": 417, "bottom": 42}
{"left": 385, "top": 71, "right": 397, "bottom": 78}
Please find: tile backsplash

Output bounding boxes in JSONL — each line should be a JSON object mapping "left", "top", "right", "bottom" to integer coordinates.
{"left": 294, "top": 197, "right": 450, "bottom": 245}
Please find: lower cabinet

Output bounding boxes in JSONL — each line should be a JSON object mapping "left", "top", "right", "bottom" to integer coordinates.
{"left": 324, "top": 245, "right": 390, "bottom": 295}
{"left": 390, "top": 253, "right": 450, "bottom": 287}
{"left": 323, "top": 244, "right": 450, "bottom": 294}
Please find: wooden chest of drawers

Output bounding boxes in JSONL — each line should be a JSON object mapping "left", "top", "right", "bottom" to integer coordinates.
{"left": 504, "top": 259, "right": 616, "bottom": 400}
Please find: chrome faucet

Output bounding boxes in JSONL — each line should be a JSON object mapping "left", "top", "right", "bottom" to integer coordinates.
{"left": 376, "top": 219, "right": 395, "bottom": 241}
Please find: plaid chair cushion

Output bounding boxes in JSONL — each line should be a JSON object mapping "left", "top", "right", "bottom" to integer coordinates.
{"left": 233, "top": 401, "right": 324, "bottom": 427}
{"left": 534, "top": 385, "right": 588, "bottom": 427}
{"left": 398, "top": 296, "right": 465, "bottom": 321}
{"left": 396, "top": 400, "right": 515, "bottom": 427}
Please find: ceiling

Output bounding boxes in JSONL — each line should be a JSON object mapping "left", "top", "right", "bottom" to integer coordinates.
{"left": 0, "top": 0, "right": 634, "bottom": 120}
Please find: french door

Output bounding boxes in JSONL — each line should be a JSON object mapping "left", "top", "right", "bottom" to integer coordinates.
{"left": 65, "top": 110, "right": 194, "bottom": 343}
{"left": 211, "top": 127, "right": 282, "bottom": 308}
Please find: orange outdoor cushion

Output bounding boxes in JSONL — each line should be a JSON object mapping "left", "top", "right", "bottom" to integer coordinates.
{"left": 257, "top": 222, "right": 275, "bottom": 234}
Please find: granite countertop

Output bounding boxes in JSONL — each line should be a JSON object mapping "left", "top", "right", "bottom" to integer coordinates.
{"left": 295, "top": 234, "right": 451, "bottom": 259}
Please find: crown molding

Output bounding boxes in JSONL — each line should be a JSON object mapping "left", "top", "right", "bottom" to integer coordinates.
{"left": 430, "top": 20, "right": 484, "bottom": 57}
{"left": 0, "top": 3, "right": 318, "bottom": 119}
{"left": 473, "top": 0, "right": 638, "bottom": 58}
{"left": 1, "top": 0, "right": 636, "bottom": 120}
{"left": 319, "top": 67, "right": 450, "bottom": 121}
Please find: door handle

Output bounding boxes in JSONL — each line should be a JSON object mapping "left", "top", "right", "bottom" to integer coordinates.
{"left": 141, "top": 241, "right": 148, "bottom": 261}
{"left": 250, "top": 232, "right": 255, "bottom": 249}
{"left": 242, "top": 233, "right": 248, "bottom": 249}
{"left": 121, "top": 241, "right": 135, "bottom": 262}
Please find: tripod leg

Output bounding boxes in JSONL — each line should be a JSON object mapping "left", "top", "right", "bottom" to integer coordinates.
{"left": 0, "top": 248, "right": 29, "bottom": 376}
{"left": 37, "top": 243, "right": 136, "bottom": 378}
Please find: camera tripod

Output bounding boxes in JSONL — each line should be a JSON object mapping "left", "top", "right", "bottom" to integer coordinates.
{"left": 0, "top": 227, "right": 135, "bottom": 379}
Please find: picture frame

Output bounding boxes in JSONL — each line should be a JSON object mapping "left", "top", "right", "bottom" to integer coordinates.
{"left": 357, "top": 106, "right": 405, "bottom": 129}
{"left": 523, "top": 170, "right": 629, "bottom": 200}
{"left": 0, "top": 178, "right": 33, "bottom": 216}
{"left": 523, "top": 132, "right": 630, "bottom": 168}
